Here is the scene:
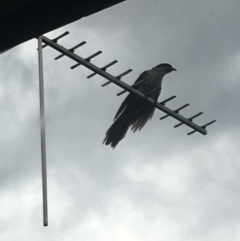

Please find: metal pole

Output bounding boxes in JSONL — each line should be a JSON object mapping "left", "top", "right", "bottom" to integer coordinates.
{"left": 38, "top": 36, "right": 48, "bottom": 226}
{"left": 41, "top": 35, "right": 207, "bottom": 135}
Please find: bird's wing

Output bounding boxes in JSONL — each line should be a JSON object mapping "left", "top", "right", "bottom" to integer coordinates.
{"left": 131, "top": 87, "right": 161, "bottom": 132}
{"left": 132, "top": 70, "right": 149, "bottom": 85}
{"left": 114, "top": 94, "right": 131, "bottom": 121}
{"left": 114, "top": 71, "right": 150, "bottom": 121}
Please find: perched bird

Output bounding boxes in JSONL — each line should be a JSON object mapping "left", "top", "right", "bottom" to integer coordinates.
{"left": 103, "top": 63, "right": 177, "bottom": 148}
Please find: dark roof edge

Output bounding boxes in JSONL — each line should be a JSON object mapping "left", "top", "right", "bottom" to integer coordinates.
{"left": 0, "top": 0, "right": 125, "bottom": 51}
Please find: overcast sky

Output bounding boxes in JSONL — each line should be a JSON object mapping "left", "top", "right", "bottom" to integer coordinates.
{"left": 1, "top": 0, "right": 240, "bottom": 240}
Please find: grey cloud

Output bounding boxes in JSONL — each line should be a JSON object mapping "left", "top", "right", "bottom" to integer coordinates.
{"left": 1, "top": 0, "right": 240, "bottom": 240}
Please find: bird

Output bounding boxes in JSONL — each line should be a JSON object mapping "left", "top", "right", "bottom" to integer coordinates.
{"left": 103, "top": 63, "right": 177, "bottom": 148}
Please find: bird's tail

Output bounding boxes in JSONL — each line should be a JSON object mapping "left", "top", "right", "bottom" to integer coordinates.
{"left": 103, "top": 106, "right": 134, "bottom": 148}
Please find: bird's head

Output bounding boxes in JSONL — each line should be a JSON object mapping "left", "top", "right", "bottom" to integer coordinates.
{"left": 154, "top": 63, "right": 177, "bottom": 75}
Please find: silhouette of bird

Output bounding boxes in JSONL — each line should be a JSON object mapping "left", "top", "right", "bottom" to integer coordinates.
{"left": 103, "top": 63, "right": 177, "bottom": 148}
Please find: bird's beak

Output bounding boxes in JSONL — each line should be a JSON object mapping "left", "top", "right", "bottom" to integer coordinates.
{"left": 171, "top": 67, "right": 177, "bottom": 71}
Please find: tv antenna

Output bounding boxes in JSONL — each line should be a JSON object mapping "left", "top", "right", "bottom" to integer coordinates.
{"left": 37, "top": 31, "right": 216, "bottom": 226}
